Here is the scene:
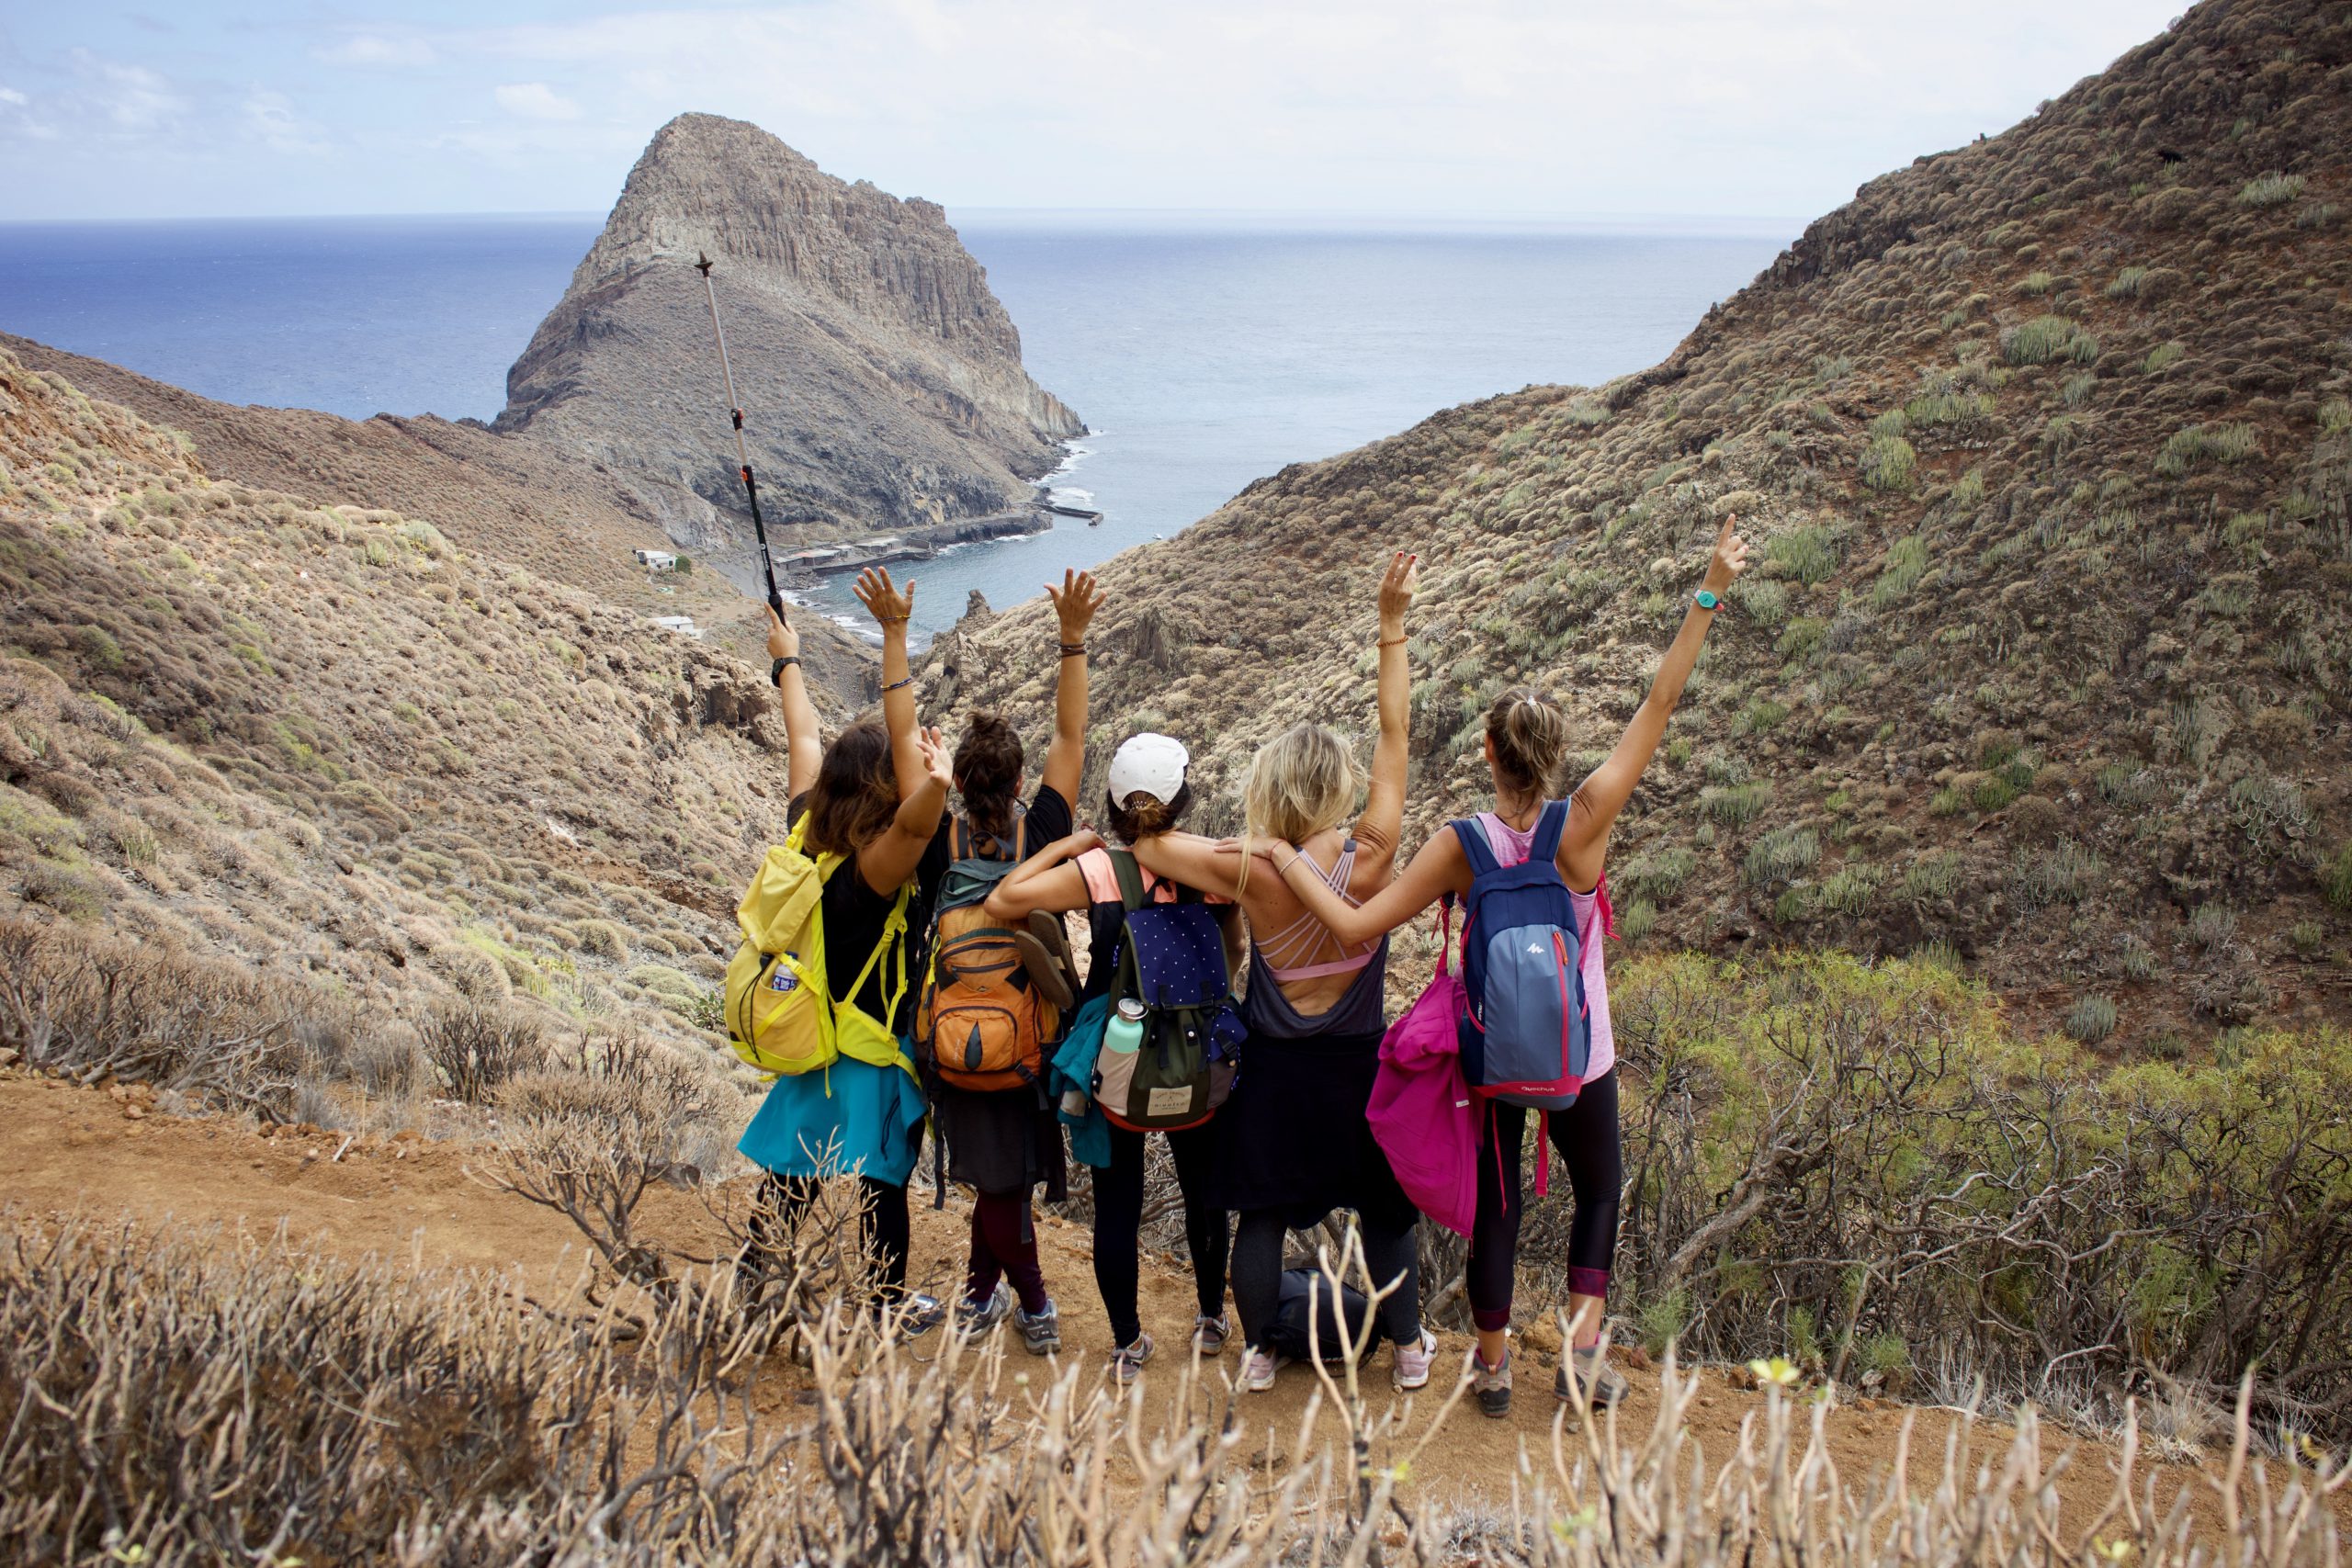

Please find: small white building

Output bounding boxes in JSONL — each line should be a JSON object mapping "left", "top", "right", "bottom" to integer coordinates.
{"left": 635, "top": 549, "right": 679, "bottom": 570}
{"left": 649, "top": 615, "right": 702, "bottom": 640}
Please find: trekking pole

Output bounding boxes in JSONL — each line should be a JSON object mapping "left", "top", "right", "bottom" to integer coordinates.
{"left": 693, "top": 252, "right": 787, "bottom": 620}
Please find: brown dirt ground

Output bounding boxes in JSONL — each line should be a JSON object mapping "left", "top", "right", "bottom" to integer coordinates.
{"left": 0, "top": 1070, "right": 2326, "bottom": 1538}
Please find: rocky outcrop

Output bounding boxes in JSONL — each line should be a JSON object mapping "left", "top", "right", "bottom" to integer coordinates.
{"left": 496, "top": 114, "right": 1081, "bottom": 587}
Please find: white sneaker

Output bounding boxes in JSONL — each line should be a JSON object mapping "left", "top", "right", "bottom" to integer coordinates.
{"left": 1242, "top": 1348, "right": 1286, "bottom": 1392}
{"left": 1393, "top": 1327, "right": 1439, "bottom": 1391}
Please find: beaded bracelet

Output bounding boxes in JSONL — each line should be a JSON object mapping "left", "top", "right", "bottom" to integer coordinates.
{"left": 1059, "top": 642, "right": 1086, "bottom": 657}
{"left": 882, "top": 675, "right": 914, "bottom": 693}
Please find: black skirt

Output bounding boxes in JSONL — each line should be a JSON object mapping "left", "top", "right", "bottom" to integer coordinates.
{"left": 1209, "top": 1029, "right": 1419, "bottom": 1229}
{"left": 931, "top": 1081, "right": 1068, "bottom": 1201}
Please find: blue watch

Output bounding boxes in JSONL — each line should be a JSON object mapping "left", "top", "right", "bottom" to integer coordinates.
{"left": 1693, "top": 589, "right": 1723, "bottom": 611}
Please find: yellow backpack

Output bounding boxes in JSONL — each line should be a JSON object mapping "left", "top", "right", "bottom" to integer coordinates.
{"left": 723, "top": 816, "right": 916, "bottom": 1080}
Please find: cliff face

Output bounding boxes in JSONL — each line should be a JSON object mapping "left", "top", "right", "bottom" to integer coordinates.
{"left": 497, "top": 113, "right": 1081, "bottom": 572}
{"left": 935, "top": 0, "right": 2352, "bottom": 1041}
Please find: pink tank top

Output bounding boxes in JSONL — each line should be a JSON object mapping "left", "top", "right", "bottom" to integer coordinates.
{"left": 1475, "top": 812, "right": 1616, "bottom": 1083}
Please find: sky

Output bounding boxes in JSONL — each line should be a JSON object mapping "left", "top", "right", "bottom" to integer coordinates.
{"left": 1, "top": 0, "right": 2188, "bottom": 223}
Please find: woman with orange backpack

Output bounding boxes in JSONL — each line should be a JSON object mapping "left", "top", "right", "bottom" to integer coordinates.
{"left": 1270, "top": 514, "right": 1749, "bottom": 1416}
{"left": 735, "top": 587, "right": 958, "bottom": 1337}
{"left": 890, "top": 567, "right": 1104, "bottom": 1356}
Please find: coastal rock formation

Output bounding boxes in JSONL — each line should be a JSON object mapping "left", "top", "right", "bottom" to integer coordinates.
{"left": 935, "top": 0, "right": 2352, "bottom": 1040}
{"left": 496, "top": 113, "right": 1081, "bottom": 584}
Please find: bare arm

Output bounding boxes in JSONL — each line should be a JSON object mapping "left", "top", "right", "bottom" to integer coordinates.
{"left": 1039, "top": 569, "right": 1105, "bottom": 807}
{"left": 986, "top": 829, "right": 1105, "bottom": 919}
{"left": 1272, "top": 827, "right": 1473, "bottom": 947}
{"left": 1354, "top": 550, "right": 1418, "bottom": 866}
{"left": 861, "top": 726, "right": 951, "bottom": 895}
{"left": 1566, "top": 513, "right": 1749, "bottom": 869}
{"left": 1128, "top": 830, "right": 1248, "bottom": 902}
{"left": 854, "top": 568, "right": 924, "bottom": 805}
{"left": 765, "top": 606, "right": 822, "bottom": 800}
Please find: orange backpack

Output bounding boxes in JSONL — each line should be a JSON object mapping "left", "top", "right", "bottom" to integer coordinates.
{"left": 915, "top": 818, "right": 1060, "bottom": 1092}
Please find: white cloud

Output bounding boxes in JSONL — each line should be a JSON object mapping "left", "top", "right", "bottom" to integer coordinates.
{"left": 71, "top": 52, "right": 187, "bottom": 136}
{"left": 243, "top": 88, "right": 329, "bottom": 154}
{"left": 493, "top": 81, "right": 583, "bottom": 121}
{"left": 316, "top": 33, "right": 440, "bottom": 68}
{"left": 0, "top": 88, "right": 27, "bottom": 106}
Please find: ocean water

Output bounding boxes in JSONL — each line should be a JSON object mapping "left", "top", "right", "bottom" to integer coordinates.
{"left": 0, "top": 213, "right": 1792, "bottom": 637}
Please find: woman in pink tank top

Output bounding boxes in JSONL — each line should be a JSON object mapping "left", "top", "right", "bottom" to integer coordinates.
{"left": 1275, "top": 513, "right": 1750, "bottom": 1418}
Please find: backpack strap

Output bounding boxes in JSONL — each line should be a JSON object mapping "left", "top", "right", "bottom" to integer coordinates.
{"left": 1530, "top": 799, "right": 1571, "bottom": 866}
{"left": 1107, "top": 847, "right": 1148, "bottom": 912}
{"left": 1449, "top": 817, "right": 1501, "bottom": 877}
{"left": 954, "top": 818, "right": 970, "bottom": 862}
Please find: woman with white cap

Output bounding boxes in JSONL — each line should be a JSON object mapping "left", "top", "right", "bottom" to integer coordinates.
{"left": 987, "top": 730, "right": 1238, "bottom": 1384}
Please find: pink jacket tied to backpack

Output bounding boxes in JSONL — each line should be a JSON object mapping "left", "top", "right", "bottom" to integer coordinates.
{"left": 1366, "top": 900, "right": 1477, "bottom": 1237}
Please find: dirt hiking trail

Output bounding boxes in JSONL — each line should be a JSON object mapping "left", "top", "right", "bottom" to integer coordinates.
{"left": 0, "top": 1072, "right": 2320, "bottom": 1535}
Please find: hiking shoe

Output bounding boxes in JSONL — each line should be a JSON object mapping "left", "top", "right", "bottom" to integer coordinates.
{"left": 1017, "top": 1299, "right": 1061, "bottom": 1356}
{"left": 956, "top": 1281, "right": 1016, "bottom": 1337}
{"left": 889, "top": 1293, "right": 946, "bottom": 1341}
{"left": 1193, "top": 1314, "right": 1232, "bottom": 1357}
{"left": 1393, "top": 1328, "right": 1439, "bottom": 1391}
{"left": 1471, "top": 1349, "right": 1513, "bottom": 1418}
{"left": 1241, "top": 1348, "right": 1287, "bottom": 1393}
{"left": 1556, "top": 1345, "right": 1630, "bottom": 1409}
{"left": 1111, "top": 1332, "right": 1156, "bottom": 1386}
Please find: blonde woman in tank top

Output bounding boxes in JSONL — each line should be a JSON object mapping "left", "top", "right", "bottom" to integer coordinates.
{"left": 1128, "top": 552, "right": 1432, "bottom": 1393}
{"left": 1272, "top": 514, "right": 1748, "bottom": 1417}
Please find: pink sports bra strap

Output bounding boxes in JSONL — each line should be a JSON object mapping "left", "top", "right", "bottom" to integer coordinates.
{"left": 1256, "top": 840, "right": 1377, "bottom": 981}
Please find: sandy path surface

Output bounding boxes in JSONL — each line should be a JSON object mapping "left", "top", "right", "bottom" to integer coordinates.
{"left": 1, "top": 1072, "right": 2315, "bottom": 1536}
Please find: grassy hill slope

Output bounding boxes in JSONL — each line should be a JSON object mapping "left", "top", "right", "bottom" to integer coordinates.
{"left": 939, "top": 0, "right": 2352, "bottom": 1041}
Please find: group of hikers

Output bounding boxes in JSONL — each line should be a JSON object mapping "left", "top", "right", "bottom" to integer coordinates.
{"left": 730, "top": 514, "right": 1748, "bottom": 1416}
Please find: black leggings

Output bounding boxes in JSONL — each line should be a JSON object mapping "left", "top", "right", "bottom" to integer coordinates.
{"left": 751, "top": 1172, "right": 913, "bottom": 1300}
{"left": 1465, "top": 1072, "right": 1622, "bottom": 1333}
{"left": 1093, "top": 1123, "right": 1227, "bottom": 1347}
{"left": 1231, "top": 1208, "right": 1420, "bottom": 1352}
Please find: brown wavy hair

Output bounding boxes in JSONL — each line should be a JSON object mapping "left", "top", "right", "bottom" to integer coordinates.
{"left": 953, "top": 711, "right": 1024, "bottom": 842}
{"left": 801, "top": 719, "right": 900, "bottom": 857}
{"left": 1485, "top": 687, "right": 1573, "bottom": 800}
{"left": 1104, "top": 781, "right": 1193, "bottom": 845}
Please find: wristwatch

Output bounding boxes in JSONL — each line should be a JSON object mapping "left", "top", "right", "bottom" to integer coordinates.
{"left": 1693, "top": 589, "right": 1724, "bottom": 612}
{"left": 770, "top": 655, "right": 800, "bottom": 685}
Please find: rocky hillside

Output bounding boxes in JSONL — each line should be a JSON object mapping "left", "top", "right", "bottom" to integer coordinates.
{"left": 497, "top": 113, "right": 1082, "bottom": 569}
{"left": 937, "top": 0, "right": 2352, "bottom": 1042}
{"left": 0, "top": 346, "right": 812, "bottom": 1050}
{"left": 0, "top": 331, "right": 876, "bottom": 711}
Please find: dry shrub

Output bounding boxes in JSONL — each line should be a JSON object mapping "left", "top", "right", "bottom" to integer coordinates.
{"left": 0, "top": 919, "right": 300, "bottom": 1117}
{"left": 3, "top": 1211, "right": 2346, "bottom": 1567}
{"left": 420, "top": 1002, "right": 545, "bottom": 1103}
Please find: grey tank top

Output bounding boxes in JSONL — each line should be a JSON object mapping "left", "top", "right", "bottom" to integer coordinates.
{"left": 1240, "top": 933, "right": 1390, "bottom": 1040}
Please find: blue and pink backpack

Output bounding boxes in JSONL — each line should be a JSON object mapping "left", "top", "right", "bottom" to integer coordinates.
{"left": 1452, "top": 800, "right": 1589, "bottom": 1113}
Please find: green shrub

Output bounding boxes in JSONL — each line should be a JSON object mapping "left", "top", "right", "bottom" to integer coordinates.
{"left": 76, "top": 625, "right": 125, "bottom": 672}
{"left": 1744, "top": 826, "right": 1821, "bottom": 889}
{"left": 2104, "top": 265, "right": 2149, "bottom": 299}
{"left": 1765, "top": 525, "right": 1841, "bottom": 585}
{"left": 1870, "top": 536, "right": 1928, "bottom": 609}
{"left": 1819, "top": 864, "right": 1882, "bottom": 917}
{"left": 2190, "top": 903, "right": 2239, "bottom": 950}
{"left": 1973, "top": 773, "right": 2021, "bottom": 813}
{"left": 1700, "top": 782, "right": 1770, "bottom": 828}
{"left": 2012, "top": 838, "right": 2103, "bottom": 910}
{"left": 1736, "top": 698, "right": 1790, "bottom": 735}
{"left": 2143, "top": 341, "right": 2186, "bottom": 374}
{"left": 1618, "top": 844, "right": 1699, "bottom": 904}
{"left": 2018, "top": 270, "right": 2056, "bottom": 297}
{"left": 2156, "top": 423, "right": 2258, "bottom": 478}
{"left": 1949, "top": 468, "right": 1987, "bottom": 509}
{"left": 1860, "top": 434, "right": 1917, "bottom": 492}
{"left": 1901, "top": 852, "right": 1962, "bottom": 903}
{"left": 2062, "top": 372, "right": 2097, "bottom": 409}
{"left": 2002, "top": 314, "right": 2084, "bottom": 367}
{"left": 2237, "top": 172, "right": 2305, "bottom": 209}
{"left": 2290, "top": 920, "right": 2324, "bottom": 957}
{"left": 1731, "top": 577, "right": 1789, "bottom": 626}
{"left": 1618, "top": 897, "right": 1659, "bottom": 943}
{"left": 2065, "top": 995, "right": 2119, "bottom": 1043}
{"left": 2320, "top": 843, "right": 2352, "bottom": 909}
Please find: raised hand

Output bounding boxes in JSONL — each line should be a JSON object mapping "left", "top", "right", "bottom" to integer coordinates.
{"left": 1046, "top": 568, "right": 1106, "bottom": 640}
{"left": 1377, "top": 550, "right": 1419, "bottom": 633}
{"left": 916, "top": 725, "right": 955, "bottom": 793}
{"left": 854, "top": 567, "right": 915, "bottom": 626}
{"left": 765, "top": 603, "right": 800, "bottom": 660}
{"left": 1704, "top": 513, "right": 1750, "bottom": 592}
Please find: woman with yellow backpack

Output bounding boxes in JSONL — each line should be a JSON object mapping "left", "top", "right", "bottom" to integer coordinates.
{"left": 731, "top": 581, "right": 958, "bottom": 1337}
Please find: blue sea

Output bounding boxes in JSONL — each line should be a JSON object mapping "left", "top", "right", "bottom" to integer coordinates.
{"left": 0, "top": 212, "right": 1792, "bottom": 637}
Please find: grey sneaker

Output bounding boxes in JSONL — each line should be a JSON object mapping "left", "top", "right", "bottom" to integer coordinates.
{"left": 956, "top": 1281, "right": 1016, "bottom": 1337}
{"left": 1556, "top": 1345, "right": 1631, "bottom": 1408}
{"left": 1241, "top": 1347, "right": 1287, "bottom": 1392}
{"left": 1471, "top": 1349, "right": 1512, "bottom": 1418}
{"left": 1016, "top": 1299, "right": 1061, "bottom": 1356}
{"left": 1112, "top": 1331, "right": 1156, "bottom": 1385}
{"left": 888, "top": 1292, "right": 946, "bottom": 1341}
{"left": 1394, "top": 1328, "right": 1439, "bottom": 1391}
{"left": 1193, "top": 1314, "right": 1232, "bottom": 1356}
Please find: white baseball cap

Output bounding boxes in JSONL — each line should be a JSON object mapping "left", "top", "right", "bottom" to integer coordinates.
{"left": 1106, "top": 732, "right": 1189, "bottom": 807}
